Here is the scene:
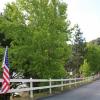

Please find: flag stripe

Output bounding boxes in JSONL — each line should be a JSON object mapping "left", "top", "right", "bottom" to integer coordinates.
{"left": 3, "top": 67, "right": 10, "bottom": 78}
{"left": 4, "top": 68, "right": 9, "bottom": 78}
{"left": 3, "top": 72, "right": 10, "bottom": 83}
{"left": 4, "top": 65, "right": 9, "bottom": 72}
{"left": 2, "top": 85, "right": 9, "bottom": 93}
{"left": 1, "top": 46, "right": 10, "bottom": 94}
{"left": 2, "top": 82, "right": 6, "bottom": 90}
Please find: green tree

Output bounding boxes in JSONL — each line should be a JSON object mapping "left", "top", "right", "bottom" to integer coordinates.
{"left": 65, "top": 25, "right": 87, "bottom": 76}
{"left": 86, "top": 44, "right": 100, "bottom": 74}
{"left": 73, "top": 25, "right": 87, "bottom": 72}
{"left": 80, "top": 59, "right": 91, "bottom": 77}
{"left": 0, "top": 0, "right": 71, "bottom": 78}
{"left": 0, "top": 14, "right": 12, "bottom": 76}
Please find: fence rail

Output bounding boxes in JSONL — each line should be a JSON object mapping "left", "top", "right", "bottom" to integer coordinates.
{"left": 0, "top": 75, "right": 99, "bottom": 98}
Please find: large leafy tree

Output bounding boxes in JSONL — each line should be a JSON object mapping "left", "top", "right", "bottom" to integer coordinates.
{"left": 0, "top": 0, "right": 71, "bottom": 78}
{"left": 0, "top": 14, "right": 12, "bottom": 76}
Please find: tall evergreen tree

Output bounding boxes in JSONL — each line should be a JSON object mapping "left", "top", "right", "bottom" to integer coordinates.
{"left": 65, "top": 25, "right": 87, "bottom": 76}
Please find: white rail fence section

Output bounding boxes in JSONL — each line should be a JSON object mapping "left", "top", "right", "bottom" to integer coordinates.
{"left": 0, "top": 75, "right": 99, "bottom": 98}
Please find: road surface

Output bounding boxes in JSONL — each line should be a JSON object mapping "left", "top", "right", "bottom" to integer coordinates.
{"left": 39, "top": 80, "right": 100, "bottom": 100}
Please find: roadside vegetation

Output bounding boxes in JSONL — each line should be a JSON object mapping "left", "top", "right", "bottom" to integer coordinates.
{"left": 0, "top": 0, "right": 100, "bottom": 79}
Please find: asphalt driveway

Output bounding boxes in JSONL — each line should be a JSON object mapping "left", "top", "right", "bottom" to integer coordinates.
{"left": 39, "top": 80, "right": 100, "bottom": 100}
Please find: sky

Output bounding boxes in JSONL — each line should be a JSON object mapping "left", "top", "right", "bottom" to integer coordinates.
{"left": 65, "top": 0, "right": 100, "bottom": 42}
{"left": 0, "top": 0, "right": 100, "bottom": 42}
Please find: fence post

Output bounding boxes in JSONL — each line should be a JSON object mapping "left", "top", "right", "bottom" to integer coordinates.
{"left": 87, "top": 77, "right": 89, "bottom": 82}
{"left": 92, "top": 76, "right": 94, "bottom": 81}
{"left": 90, "top": 76, "right": 93, "bottom": 81}
{"left": 49, "top": 78, "right": 52, "bottom": 94}
{"left": 30, "top": 78, "right": 33, "bottom": 99}
{"left": 69, "top": 78, "right": 71, "bottom": 88}
{"left": 61, "top": 79, "right": 63, "bottom": 91}
{"left": 75, "top": 78, "right": 77, "bottom": 87}
{"left": 86, "top": 77, "right": 88, "bottom": 82}
{"left": 82, "top": 77, "right": 85, "bottom": 84}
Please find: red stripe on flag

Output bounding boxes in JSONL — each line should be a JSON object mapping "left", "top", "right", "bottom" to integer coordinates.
{"left": 4, "top": 66, "right": 9, "bottom": 74}
{"left": 3, "top": 72, "right": 10, "bottom": 83}
{"left": 1, "top": 47, "right": 10, "bottom": 94}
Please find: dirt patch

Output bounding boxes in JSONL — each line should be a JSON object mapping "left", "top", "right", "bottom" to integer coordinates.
{"left": 10, "top": 91, "right": 30, "bottom": 100}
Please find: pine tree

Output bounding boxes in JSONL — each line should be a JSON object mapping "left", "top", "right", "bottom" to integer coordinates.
{"left": 65, "top": 25, "right": 87, "bottom": 76}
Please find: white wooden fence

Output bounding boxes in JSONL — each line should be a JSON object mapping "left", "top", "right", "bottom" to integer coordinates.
{"left": 0, "top": 75, "right": 99, "bottom": 98}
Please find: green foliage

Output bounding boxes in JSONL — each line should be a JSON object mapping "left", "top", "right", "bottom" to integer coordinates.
{"left": 65, "top": 25, "right": 87, "bottom": 74}
{"left": 80, "top": 59, "right": 91, "bottom": 77}
{"left": 0, "top": 48, "right": 4, "bottom": 67}
{"left": 1, "top": 0, "right": 100, "bottom": 79}
{"left": 72, "top": 25, "right": 87, "bottom": 70}
{"left": 0, "top": 0, "right": 71, "bottom": 78}
{"left": 86, "top": 44, "right": 100, "bottom": 74}
{"left": 0, "top": 48, "right": 4, "bottom": 76}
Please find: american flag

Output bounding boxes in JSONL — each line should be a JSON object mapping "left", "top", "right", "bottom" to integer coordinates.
{"left": 1, "top": 46, "right": 10, "bottom": 93}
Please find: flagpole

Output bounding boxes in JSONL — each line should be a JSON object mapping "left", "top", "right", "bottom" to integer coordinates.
{"left": 2, "top": 46, "right": 8, "bottom": 68}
